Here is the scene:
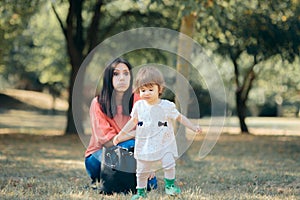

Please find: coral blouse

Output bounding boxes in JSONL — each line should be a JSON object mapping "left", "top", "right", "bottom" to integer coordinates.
{"left": 85, "top": 94, "right": 139, "bottom": 157}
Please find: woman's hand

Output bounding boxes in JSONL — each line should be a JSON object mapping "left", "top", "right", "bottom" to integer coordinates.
{"left": 112, "top": 135, "right": 119, "bottom": 146}
{"left": 103, "top": 140, "right": 114, "bottom": 148}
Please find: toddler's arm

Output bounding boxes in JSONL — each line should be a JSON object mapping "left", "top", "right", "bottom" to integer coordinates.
{"left": 113, "top": 118, "right": 138, "bottom": 145}
{"left": 176, "top": 114, "right": 202, "bottom": 134}
{"left": 115, "top": 130, "right": 136, "bottom": 144}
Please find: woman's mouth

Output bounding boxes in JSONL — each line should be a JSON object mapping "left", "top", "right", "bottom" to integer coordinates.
{"left": 118, "top": 84, "right": 127, "bottom": 87}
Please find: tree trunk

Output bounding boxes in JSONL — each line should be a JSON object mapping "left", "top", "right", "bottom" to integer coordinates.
{"left": 231, "top": 52, "right": 257, "bottom": 134}
{"left": 176, "top": 13, "right": 197, "bottom": 162}
{"left": 64, "top": 0, "right": 85, "bottom": 135}
{"left": 65, "top": 62, "right": 84, "bottom": 135}
{"left": 52, "top": 0, "right": 104, "bottom": 135}
{"left": 236, "top": 89, "right": 249, "bottom": 133}
{"left": 234, "top": 65, "right": 256, "bottom": 134}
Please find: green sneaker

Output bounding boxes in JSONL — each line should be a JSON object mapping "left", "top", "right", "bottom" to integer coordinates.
{"left": 131, "top": 188, "right": 147, "bottom": 200}
{"left": 164, "top": 178, "right": 181, "bottom": 196}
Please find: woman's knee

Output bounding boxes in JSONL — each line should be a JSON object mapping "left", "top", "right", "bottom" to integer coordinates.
{"left": 85, "top": 155, "right": 101, "bottom": 181}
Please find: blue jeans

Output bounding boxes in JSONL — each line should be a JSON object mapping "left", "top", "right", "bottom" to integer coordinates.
{"left": 85, "top": 139, "right": 157, "bottom": 189}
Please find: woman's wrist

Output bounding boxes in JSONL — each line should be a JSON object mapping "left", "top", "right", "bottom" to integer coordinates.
{"left": 113, "top": 135, "right": 119, "bottom": 145}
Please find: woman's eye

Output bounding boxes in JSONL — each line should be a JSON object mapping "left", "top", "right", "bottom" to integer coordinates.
{"left": 113, "top": 72, "right": 119, "bottom": 76}
{"left": 124, "top": 72, "right": 129, "bottom": 76}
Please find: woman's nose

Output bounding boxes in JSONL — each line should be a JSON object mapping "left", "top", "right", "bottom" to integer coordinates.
{"left": 119, "top": 74, "right": 125, "bottom": 80}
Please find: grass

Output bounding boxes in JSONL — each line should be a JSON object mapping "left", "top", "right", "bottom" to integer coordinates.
{"left": 0, "top": 133, "right": 299, "bottom": 200}
{"left": 0, "top": 89, "right": 299, "bottom": 199}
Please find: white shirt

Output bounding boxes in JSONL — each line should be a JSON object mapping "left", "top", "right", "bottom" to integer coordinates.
{"left": 131, "top": 99, "right": 180, "bottom": 161}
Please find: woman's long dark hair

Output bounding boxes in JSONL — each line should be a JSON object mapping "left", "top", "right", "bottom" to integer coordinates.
{"left": 97, "top": 58, "right": 134, "bottom": 118}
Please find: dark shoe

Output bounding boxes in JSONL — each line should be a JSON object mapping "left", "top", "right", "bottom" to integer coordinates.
{"left": 147, "top": 176, "right": 158, "bottom": 191}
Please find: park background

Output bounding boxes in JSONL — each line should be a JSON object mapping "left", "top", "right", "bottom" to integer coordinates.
{"left": 0, "top": 0, "right": 299, "bottom": 199}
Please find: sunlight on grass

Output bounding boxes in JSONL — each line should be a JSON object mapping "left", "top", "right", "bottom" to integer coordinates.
{"left": 1, "top": 89, "right": 68, "bottom": 111}
{"left": 0, "top": 133, "right": 299, "bottom": 199}
{"left": 36, "top": 158, "right": 84, "bottom": 169}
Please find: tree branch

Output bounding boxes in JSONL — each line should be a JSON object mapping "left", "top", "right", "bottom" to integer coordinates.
{"left": 241, "top": 54, "right": 258, "bottom": 102}
{"left": 74, "top": 0, "right": 84, "bottom": 53}
{"left": 87, "top": 0, "right": 103, "bottom": 53}
{"left": 229, "top": 49, "right": 243, "bottom": 90}
{"left": 51, "top": 3, "right": 67, "bottom": 39}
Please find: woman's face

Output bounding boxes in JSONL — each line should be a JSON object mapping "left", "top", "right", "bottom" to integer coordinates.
{"left": 112, "top": 63, "right": 131, "bottom": 93}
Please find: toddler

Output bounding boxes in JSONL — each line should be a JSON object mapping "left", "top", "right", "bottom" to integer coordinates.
{"left": 113, "top": 66, "right": 202, "bottom": 199}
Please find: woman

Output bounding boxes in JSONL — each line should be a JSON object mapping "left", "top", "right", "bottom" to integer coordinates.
{"left": 84, "top": 58, "right": 157, "bottom": 192}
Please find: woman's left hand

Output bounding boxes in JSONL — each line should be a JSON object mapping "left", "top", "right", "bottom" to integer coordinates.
{"left": 112, "top": 135, "right": 119, "bottom": 146}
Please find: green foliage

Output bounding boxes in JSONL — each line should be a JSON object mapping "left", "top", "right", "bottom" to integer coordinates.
{"left": 253, "top": 57, "right": 300, "bottom": 109}
{"left": 197, "top": 0, "right": 300, "bottom": 62}
{"left": 194, "top": 0, "right": 300, "bottom": 118}
{"left": 1, "top": 0, "right": 299, "bottom": 117}
{"left": 0, "top": 0, "right": 43, "bottom": 65}
{"left": 100, "top": 0, "right": 180, "bottom": 38}
{"left": 2, "top": 2, "right": 69, "bottom": 90}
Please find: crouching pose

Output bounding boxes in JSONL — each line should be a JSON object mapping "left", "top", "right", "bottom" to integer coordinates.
{"left": 85, "top": 58, "right": 157, "bottom": 193}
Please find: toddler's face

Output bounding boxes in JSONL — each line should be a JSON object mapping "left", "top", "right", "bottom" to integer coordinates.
{"left": 139, "top": 84, "right": 160, "bottom": 105}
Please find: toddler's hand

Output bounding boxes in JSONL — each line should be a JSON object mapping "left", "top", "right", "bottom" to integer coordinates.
{"left": 194, "top": 126, "right": 202, "bottom": 134}
{"left": 148, "top": 172, "right": 156, "bottom": 180}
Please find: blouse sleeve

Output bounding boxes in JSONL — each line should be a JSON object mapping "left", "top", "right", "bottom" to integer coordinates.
{"left": 89, "top": 98, "right": 118, "bottom": 145}
{"left": 167, "top": 101, "right": 180, "bottom": 120}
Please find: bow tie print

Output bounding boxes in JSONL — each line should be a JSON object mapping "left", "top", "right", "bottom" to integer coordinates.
{"left": 158, "top": 121, "right": 168, "bottom": 127}
{"left": 138, "top": 121, "right": 143, "bottom": 126}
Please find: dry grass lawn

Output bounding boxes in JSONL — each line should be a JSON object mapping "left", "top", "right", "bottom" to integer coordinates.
{"left": 0, "top": 89, "right": 299, "bottom": 199}
{"left": 0, "top": 133, "right": 299, "bottom": 200}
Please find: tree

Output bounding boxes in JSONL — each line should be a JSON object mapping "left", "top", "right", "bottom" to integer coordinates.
{"left": 6, "top": 5, "right": 69, "bottom": 92}
{"left": 174, "top": 12, "right": 197, "bottom": 163}
{"left": 51, "top": 0, "right": 101, "bottom": 134}
{"left": 52, "top": 0, "right": 178, "bottom": 134}
{"left": 0, "top": 0, "right": 43, "bottom": 84}
{"left": 197, "top": 0, "right": 300, "bottom": 133}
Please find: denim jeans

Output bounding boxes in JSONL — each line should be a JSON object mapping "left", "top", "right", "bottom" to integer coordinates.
{"left": 85, "top": 150, "right": 101, "bottom": 183}
{"left": 85, "top": 139, "right": 157, "bottom": 189}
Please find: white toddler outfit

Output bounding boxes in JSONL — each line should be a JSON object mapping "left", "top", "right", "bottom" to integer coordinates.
{"left": 131, "top": 99, "right": 180, "bottom": 188}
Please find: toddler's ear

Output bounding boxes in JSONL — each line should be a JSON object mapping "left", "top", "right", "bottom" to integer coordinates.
{"left": 159, "top": 86, "right": 164, "bottom": 95}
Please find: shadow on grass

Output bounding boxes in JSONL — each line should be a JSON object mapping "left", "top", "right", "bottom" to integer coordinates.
{"left": 1, "top": 133, "right": 299, "bottom": 199}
